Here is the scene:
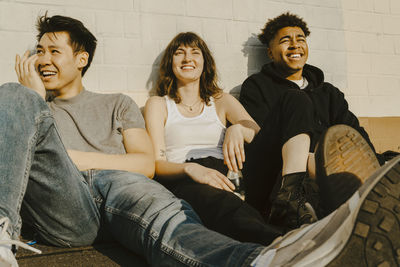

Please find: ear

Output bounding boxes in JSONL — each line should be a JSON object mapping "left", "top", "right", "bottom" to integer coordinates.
{"left": 77, "top": 51, "right": 89, "bottom": 69}
{"left": 267, "top": 47, "right": 273, "bottom": 60}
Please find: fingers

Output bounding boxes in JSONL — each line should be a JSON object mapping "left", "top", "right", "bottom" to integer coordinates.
{"left": 222, "top": 142, "right": 233, "bottom": 171}
{"left": 21, "top": 51, "right": 30, "bottom": 77}
{"left": 204, "top": 169, "right": 234, "bottom": 192}
{"left": 224, "top": 141, "right": 244, "bottom": 172}
{"left": 15, "top": 54, "right": 21, "bottom": 80}
{"left": 27, "top": 54, "right": 38, "bottom": 74}
{"left": 15, "top": 50, "right": 37, "bottom": 81}
{"left": 227, "top": 144, "right": 238, "bottom": 172}
{"left": 234, "top": 145, "right": 242, "bottom": 170}
{"left": 229, "top": 144, "right": 239, "bottom": 172}
{"left": 215, "top": 171, "right": 235, "bottom": 191}
{"left": 187, "top": 163, "right": 235, "bottom": 192}
{"left": 240, "top": 142, "right": 245, "bottom": 163}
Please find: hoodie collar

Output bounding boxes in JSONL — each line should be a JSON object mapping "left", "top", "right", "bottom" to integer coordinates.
{"left": 262, "top": 62, "right": 325, "bottom": 90}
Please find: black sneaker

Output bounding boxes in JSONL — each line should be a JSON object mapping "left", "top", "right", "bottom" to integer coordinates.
{"left": 251, "top": 155, "right": 400, "bottom": 266}
{"left": 268, "top": 172, "right": 318, "bottom": 230}
{"left": 315, "top": 124, "right": 381, "bottom": 215}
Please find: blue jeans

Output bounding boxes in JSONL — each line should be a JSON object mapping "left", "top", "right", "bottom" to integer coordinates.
{"left": 0, "top": 83, "right": 263, "bottom": 266}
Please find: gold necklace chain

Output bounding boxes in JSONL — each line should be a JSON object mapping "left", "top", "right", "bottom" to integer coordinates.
{"left": 179, "top": 99, "right": 202, "bottom": 112}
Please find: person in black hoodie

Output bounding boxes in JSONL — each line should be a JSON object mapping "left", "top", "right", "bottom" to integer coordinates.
{"left": 239, "top": 12, "right": 388, "bottom": 229}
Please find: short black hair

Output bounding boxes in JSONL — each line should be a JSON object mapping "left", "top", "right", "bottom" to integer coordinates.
{"left": 258, "top": 12, "right": 310, "bottom": 47}
{"left": 36, "top": 13, "right": 97, "bottom": 76}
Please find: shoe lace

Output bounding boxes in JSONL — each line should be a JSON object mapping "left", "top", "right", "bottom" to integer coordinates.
{"left": 302, "top": 178, "right": 323, "bottom": 217}
{"left": 293, "top": 178, "right": 318, "bottom": 225}
{"left": 0, "top": 217, "right": 42, "bottom": 254}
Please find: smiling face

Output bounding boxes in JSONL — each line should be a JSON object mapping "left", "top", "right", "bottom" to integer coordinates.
{"left": 35, "top": 31, "right": 88, "bottom": 94}
{"left": 172, "top": 45, "right": 204, "bottom": 87}
{"left": 267, "top": 26, "right": 308, "bottom": 80}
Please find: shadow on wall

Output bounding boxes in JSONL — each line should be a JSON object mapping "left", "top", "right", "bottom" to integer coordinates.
{"left": 146, "top": 52, "right": 164, "bottom": 97}
{"left": 229, "top": 34, "right": 271, "bottom": 96}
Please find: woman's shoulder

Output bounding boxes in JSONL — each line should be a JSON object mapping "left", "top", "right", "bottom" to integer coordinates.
{"left": 146, "top": 95, "right": 166, "bottom": 105}
{"left": 145, "top": 95, "right": 167, "bottom": 113}
{"left": 213, "top": 92, "right": 238, "bottom": 105}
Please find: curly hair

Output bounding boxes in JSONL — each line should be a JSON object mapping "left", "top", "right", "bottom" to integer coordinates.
{"left": 258, "top": 12, "right": 310, "bottom": 47}
{"left": 156, "top": 32, "right": 222, "bottom": 105}
{"left": 36, "top": 13, "right": 97, "bottom": 76}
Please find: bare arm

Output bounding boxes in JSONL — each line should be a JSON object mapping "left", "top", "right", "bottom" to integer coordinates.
{"left": 68, "top": 128, "right": 155, "bottom": 178}
{"left": 215, "top": 93, "right": 261, "bottom": 172}
{"left": 144, "top": 96, "right": 234, "bottom": 191}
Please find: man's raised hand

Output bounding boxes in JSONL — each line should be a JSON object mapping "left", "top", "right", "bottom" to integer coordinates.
{"left": 15, "top": 50, "right": 46, "bottom": 99}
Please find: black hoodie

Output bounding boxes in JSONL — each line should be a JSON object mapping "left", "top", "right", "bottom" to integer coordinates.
{"left": 240, "top": 62, "right": 384, "bottom": 163}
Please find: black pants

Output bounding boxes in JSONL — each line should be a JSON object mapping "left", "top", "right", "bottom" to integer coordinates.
{"left": 244, "top": 89, "right": 316, "bottom": 219}
{"left": 155, "top": 157, "right": 283, "bottom": 245}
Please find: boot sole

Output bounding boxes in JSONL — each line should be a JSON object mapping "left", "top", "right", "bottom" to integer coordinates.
{"left": 316, "top": 124, "right": 380, "bottom": 181}
{"left": 315, "top": 124, "right": 381, "bottom": 214}
{"left": 252, "top": 155, "right": 400, "bottom": 266}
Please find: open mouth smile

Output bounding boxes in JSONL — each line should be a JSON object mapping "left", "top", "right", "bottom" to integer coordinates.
{"left": 40, "top": 70, "right": 57, "bottom": 78}
{"left": 287, "top": 53, "right": 302, "bottom": 59}
{"left": 181, "top": 65, "right": 195, "bottom": 70}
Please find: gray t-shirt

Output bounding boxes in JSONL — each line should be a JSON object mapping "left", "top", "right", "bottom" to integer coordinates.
{"left": 48, "top": 89, "right": 145, "bottom": 154}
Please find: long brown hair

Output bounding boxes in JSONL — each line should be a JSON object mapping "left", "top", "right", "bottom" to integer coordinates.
{"left": 156, "top": 32, "right": 222, "bottom": 104}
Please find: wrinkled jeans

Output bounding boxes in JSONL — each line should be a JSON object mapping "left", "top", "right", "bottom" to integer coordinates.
{"left": 0, "top": 83, "right": 263, "bottom": 266}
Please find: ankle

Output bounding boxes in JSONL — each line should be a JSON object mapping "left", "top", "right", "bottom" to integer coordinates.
{"left": 281, "top": 171, "right": 307, "bottom": 188}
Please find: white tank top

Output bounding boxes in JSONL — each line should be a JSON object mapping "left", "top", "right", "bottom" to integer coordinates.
{"left": 164, "top": 96, "right": 226, "bottom": 163}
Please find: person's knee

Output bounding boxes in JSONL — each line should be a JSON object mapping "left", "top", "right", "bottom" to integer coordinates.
{"left": 0, "top": 82, "right": 47, "bottom": 109}
{"left": 1, "top": 82, "right": 35, "bottom": 96}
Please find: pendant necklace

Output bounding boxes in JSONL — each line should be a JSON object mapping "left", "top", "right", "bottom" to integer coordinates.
{"left": 180, "top": 99, "right": 202, "bottom": 112}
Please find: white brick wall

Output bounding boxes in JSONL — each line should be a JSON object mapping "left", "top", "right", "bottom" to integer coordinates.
{"left": 0, "top": 0, "right": 399, "bottom": 116}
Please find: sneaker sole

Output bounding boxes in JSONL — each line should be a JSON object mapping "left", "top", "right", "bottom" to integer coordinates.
{"left": 252, "top": 155, "right": 400, "bottom": 267}
{"left": 316, "top": 124, "right": 380, "bottom": 182}
{"left": 326, "top": 155, "right": 400, "bottom": 266}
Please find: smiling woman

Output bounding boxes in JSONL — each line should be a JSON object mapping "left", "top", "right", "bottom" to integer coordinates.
{"left": 144, "top": 32, "right": 281, "bottom": 245}
{"left": 172, "top": 46, "right": 204, "bottom": 88}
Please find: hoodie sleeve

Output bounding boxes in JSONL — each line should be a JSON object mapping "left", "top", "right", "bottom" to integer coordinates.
{"left": 239, "top": 76, "right": 271, "bottom": 127}
{"left": 329, "top": 85, "right": 385, "bottom": 165}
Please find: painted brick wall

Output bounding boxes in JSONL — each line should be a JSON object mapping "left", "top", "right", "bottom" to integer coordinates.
{"left": 0, "top": 0, "right": 399, "bottom": 116}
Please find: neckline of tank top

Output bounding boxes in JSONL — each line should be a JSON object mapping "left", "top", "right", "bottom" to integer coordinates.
{"left": 168, "top": 96, "right": 212, "bottom": 119}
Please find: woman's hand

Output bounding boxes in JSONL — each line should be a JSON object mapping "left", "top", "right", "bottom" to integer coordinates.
{"left": 184, "top": 163, "right": 235, "bottom": 192}
{"left": 223, "top": 124, "right": 245, "bottom": 172}
{"left": 15, "top": 50, "right": 46, "bottom": 99}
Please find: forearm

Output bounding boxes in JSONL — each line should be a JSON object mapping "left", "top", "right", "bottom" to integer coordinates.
{"left": 234, "top": 122, "right": 258, "bottom": 143}
{"left": 155, "top": 160, "right": 194, "bottom": 180}
{"left": 236, "top": 120, "right": 260, "bottom": 141}
{"left": 68, "top": 150, "right": 155, "bottom": 178}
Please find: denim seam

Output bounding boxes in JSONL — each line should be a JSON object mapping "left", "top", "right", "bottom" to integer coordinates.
{"left": 11, "top": 121, "right": 40, "bottom": 238}
{"left": 159, "top": 243, "right": 207, "bottom": 267}
{"left": 104, "top": 206, "right": 151, "bottom": 231}
{"left": 29, "top": 222, "right": 72, "bottom": 247}
{"left": 104, "top": 206, "right": 207, "bottom": 267}
{"left": 12, "top": 113, "right": 53, "bottom": 238}
{"left": 89, "top": 170, "right": 104, "bottom": 204}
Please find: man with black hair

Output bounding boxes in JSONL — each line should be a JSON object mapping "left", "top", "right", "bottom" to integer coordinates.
{"left": 1, "top": 13, "right": 399, "bottom": 267}
{"left": 239, "top": 12, "right": 393, "bottom": 229}
{"left": 1, "top": 13, "right": 272, "bottom": 266}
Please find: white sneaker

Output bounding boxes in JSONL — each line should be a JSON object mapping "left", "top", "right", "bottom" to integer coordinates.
{"left": 252, "top": 155, "right": 400, "bottom": 267}
{"left": 0, "top": 218, "right": 41, "bottom": 267}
